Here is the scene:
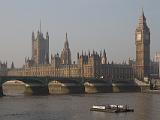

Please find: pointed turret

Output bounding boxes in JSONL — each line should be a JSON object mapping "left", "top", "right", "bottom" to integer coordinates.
{"left": 11, "top": 61, "right": 15, "bottom": 69}
{"left": 37, "top": 30, "right": 40, "bottom": 40}
{"left": 88, "top": 50, "right": 90, "bottom": 57}
{"left": 103, "top": 49, "right": 106, "bottom": 58}
{"left": 32, "top": 31, "right": 35, "bottom": 40}
{"left": 46, "top": 32, "right": 49, "bottom": 40}
{"left": 77, "top": 52, "right": 79, "bottom": 59}
{"left": 100, "top": 50, "right": 102, "bottom": 58}
{"left": 60, "top": 32, "right": 71, "bottom": 65}
{"left": 40, "top": 20, "right": 41, "bottom": 33}
{"left": 101, "top": 49, "right": 107, "bottom": 64}
{"left": 93, "top": 50, "right": 95, "bottom": 55}
{"left": 64, "top": 32, "right": 69, "bottom": 49}
{"left": 141, "top": 8, "right": 145, "bottom": 19}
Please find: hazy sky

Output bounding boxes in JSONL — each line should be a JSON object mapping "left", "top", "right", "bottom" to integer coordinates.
{"left": 0, "top": 0, "right": 159, "bottom": 67}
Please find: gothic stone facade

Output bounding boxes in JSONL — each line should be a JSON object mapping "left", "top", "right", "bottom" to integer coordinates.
{"left": 32, "top": 30, "right": 49, "bottom": 65}
{"left": 7, "top": 25, "right": 133, "bottom": 82}
{"left": 8, "top": 50, "right": 133, "bottom": 82}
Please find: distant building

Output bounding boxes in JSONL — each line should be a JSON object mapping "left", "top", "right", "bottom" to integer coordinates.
{"left": 155, "top": 52, "right": 160, "bottom": 77}
{"left": 11, "top": 61, "right": 15, "bottom": 69}
{"left": 7, "top": 30, "right": 133, "bottom": 82}
{"left": 0, "top": 61, "right": 7, "bottom": 76}
{"left": 101, "top": 63, "right": 133, "bottom": 82}
{"left": 150, "top": 60, "right": 159, "bottom": 79}
{"left": 8, "top": 42, "right": 133, "bottom": 82}
{"left": 135, "top": 10, "right": 150, "bottom": 81}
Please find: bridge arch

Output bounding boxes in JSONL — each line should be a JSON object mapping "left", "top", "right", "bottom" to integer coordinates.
{"left": 48, "top": 79, "right": 84, "bottom": 94}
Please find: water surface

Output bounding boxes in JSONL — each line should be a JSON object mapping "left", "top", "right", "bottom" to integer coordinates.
{"left": 0, "top": 93, "right": 160, "bottom": 120}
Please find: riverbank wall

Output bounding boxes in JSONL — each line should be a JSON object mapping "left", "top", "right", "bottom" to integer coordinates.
{"left": 112, "top": 84, "right": 141, "bottom": 92}
{"left": 84, "top": 83, "right": 147, "bottom": 93}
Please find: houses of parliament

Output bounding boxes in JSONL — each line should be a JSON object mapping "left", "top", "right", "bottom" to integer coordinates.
{"left": 0, "top": 11, "right": 159, "bottom": 82}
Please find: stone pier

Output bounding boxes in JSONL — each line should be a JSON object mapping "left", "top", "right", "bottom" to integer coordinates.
{"left": 48, "top": 81, "right": 84, "bottom": 94}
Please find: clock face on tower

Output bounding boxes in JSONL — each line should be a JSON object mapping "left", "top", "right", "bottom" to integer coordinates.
{"left": 137, "top": 33, "right": 141, "bottom": 41}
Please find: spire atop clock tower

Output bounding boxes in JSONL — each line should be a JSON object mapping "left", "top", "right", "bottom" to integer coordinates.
{"left": 137, "top": 9, "right": 149, "bottom": 31}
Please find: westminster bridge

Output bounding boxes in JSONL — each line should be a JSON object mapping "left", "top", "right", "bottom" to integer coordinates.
{"left": 0, "top": 76, "right": 114, "bottom": 96}
{"left": 0, "top": 76, "right": 142, "bottom": 96}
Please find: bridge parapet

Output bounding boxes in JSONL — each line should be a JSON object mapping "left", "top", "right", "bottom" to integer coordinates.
{"left": 0, "top": 76, "right": 84, "bottom": 85}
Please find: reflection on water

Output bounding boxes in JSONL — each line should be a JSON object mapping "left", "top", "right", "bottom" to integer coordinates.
{"left": 0, "top": 93, "right": 160, "bottom": 120}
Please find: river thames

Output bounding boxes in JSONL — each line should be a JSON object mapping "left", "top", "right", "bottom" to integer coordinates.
{"left": 0, "top": 93, "right": 160, "bottom": 120}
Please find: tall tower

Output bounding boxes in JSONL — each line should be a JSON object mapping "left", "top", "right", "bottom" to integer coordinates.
{"left": 101, "top": 49, "right": 107, "bottom": 64}
{"left": 135, "top": 10, "right": 150, "bottom": 80}
{"left": 61, "top": 33, "right": 71, "bottom": 65}
{"left": 32, "top": 26, "right": 49, "bottom": 65}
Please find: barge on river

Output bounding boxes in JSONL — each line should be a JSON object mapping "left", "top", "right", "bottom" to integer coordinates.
{"left": 90, "top": 105, "right": 134, "bottom": 113}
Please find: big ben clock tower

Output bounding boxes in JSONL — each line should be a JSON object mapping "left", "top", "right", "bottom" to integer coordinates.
{"left": 135, "top": 10, "right": 150, "bottom": 80}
